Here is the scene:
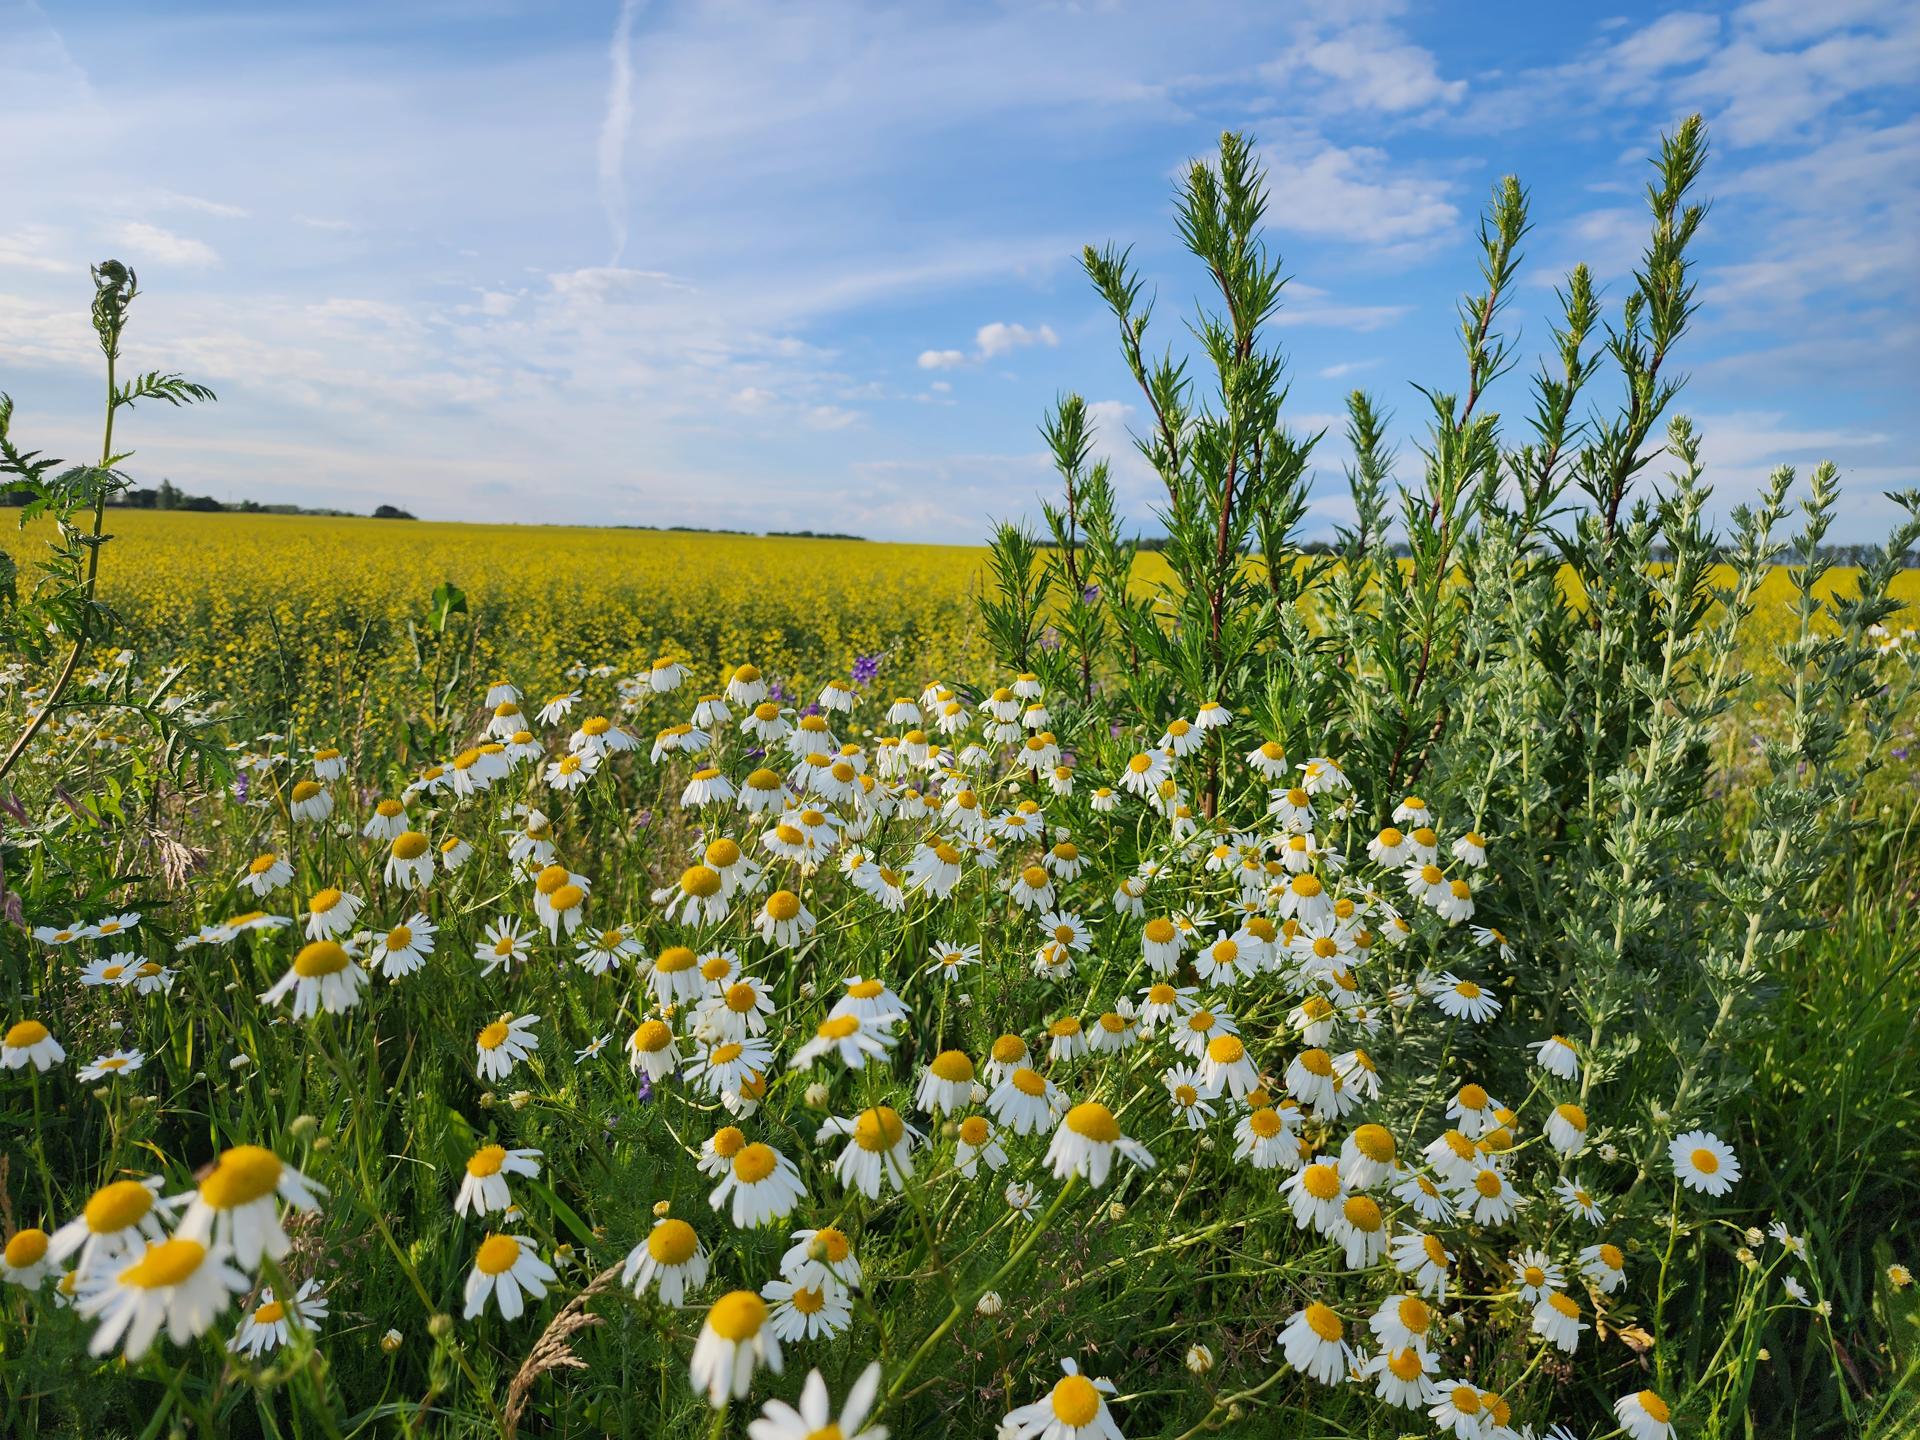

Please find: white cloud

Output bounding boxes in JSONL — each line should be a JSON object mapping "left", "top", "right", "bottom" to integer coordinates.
{"left": 803, "top": 404, "right": 861, "bottom": 430}
{"left": 1292, "top": 28, "right": 1467, "bottom": 112}
{"left": 918, "top": 348, "right": 966, "bottom": 370}
{"left": 0, "top": 225, "right": 78, "bottom": 275}
{"left": 598, "top": 0, "right": 642, "bottom": 264}
{"left": 109, "top": 220, "right": 219, "bottom": 269}
{"left": 1254, "top": 132, "right": 1458, "bottom": 249}
{"left": 974, "top": 321, "right": 1057, "bottom": 358}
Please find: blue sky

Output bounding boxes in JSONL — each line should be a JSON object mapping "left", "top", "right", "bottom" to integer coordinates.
{"left": 2, "top": 0, "right": 1915, "bottom": 542}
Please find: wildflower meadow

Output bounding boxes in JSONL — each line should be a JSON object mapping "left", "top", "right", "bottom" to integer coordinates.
{"left": 2, "top": 122, "right": 1917, "bottom": 1440}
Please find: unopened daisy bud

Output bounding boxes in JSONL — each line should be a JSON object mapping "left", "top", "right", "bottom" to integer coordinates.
{"left": 381, "top": 1327, "right": 403, "bottom": 1353}
{"left": 509, "top": 1090, "right": 532, "bottom": 1111}
{"left": 428, "top": 1313, "right": 453, "bottom": 1339}
{"left": 799, "top": 981, "right": 816, "bottom": 1000}
{"left": 976, "top": 1290, "right": 1003, "bottom": 1316}
{"left": 229, "top": 1054, "right": 253, "bottom": 1070}
{"left": 1185, "top": 1343, "right": 1214, "bottom": 1374}
{"left": 1736, "top": 1247, "right": 1756, "bottom": 1266}
{"left": 1107, "top": 1202, "right": 1127, "bottom": 1222}
{"left": 91, "top": 1086, "right": 109, "bottom": 1101}
{"left": 1745, "top": 1227, "right": 1765, "bottom": 1246}
{"left": 1758, "top": 1348, "right": 1770, "bottom": 1361}
{"left": 652, "top": 1199, "right": 672, "bottom": 1218}
{"left": 289, "top": 1113, "right": 319, "bottom": 1138}
{"left": 312, "top": 1136, "right": 332, "bottom": 1152}
{"left": 479, "top": 1092, "right": 497, "bottom": 1108}
{"left": 1889, "top": 1263, "right": 1913, "bottom": 1290}
{"left": 804, "top": 1082, "right": 830, "bottom": 1109}
{"left": 957, "top": 992, "right": 973, "bottom": 1008}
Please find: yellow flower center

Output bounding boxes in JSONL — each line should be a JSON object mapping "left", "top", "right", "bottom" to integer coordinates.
{"left": 633, "top": 1020, "right": 672, "bottom": 1053}
{"left": 958, "top": 1116, "right": 991, "bottom": 1146}
{"left": 657, "top": 946, "right": 698, "bottom": 973}
{"left": 929, "top": 1050, "right": 973, "bottom": 1082}
{"left": 307, "top": 887, "right": 343, "bottom": 915}
{"left": 477, "top": 1021, "right": 511, "bottom": 1050}
{"left": 732, "top": 1144, "right": 778, "bottom": 1184}
{"left": 85, "top": 1180, "right": 154, "bottom": 1233}
{"left": 990, "top": 1034, "right": 1027, "bottom": 1063}
{"left": 1352, "top": 1124, "right": 1394, "bottom": 1162}
{"left": 1691, "top": 1147, "right": 1720, "bottom": 1174}
{"left": 199, "top": 1145, "right": 283, "bottom": 1209}
{"left": 765, "top": 891, "right": 802, "bottom": 921}
{"left": 475, "top": 1234, "right": 522, "bottom": 1275}
{"left": 1302, "top": 1164, "right": 1340, "bottom": 1200}
{"left": 1304, "top": 1302, "right": 1343, "bottom": 1342}
{"left": 5, "top": 1020, "right": 50, "bottom": 1048}
{"left": 291, "top": 780, "right": 323, "bottom": 803}
{"left": 648, "top": 1219, "right": 699, "bottom": 1265}
{"left": 1206, "top": 1035, "right": 1245, "bottom": 1065}
{"left": 391, "top": 831, "right": 429, "bottom": 860}
{"left": 1637, "top": 1390, "right": 1671, "bottom": 1423}
{"left": 5, "top": 1228, "right": 49, "bottom": 1267}
{"left": 293, "top": 941, "right": 351, "bottom": 978}
{"left": 119, "top": 1237, "right": 207, "bottom": 1289}
{"left": 253, "top": 1299, "right": 286, "bottom": 1324}
{"left": 854, "top": 1107, "right": 906, "bottom": 1152}
{"left": 1049, "top": 1374, "right": 1102, "bottom": 1427}
{"left": 467, "top": 1145, "right": 507, "bottom": 1178}
{"left": 248, "top": 853, "right": 280, "bottom": 874}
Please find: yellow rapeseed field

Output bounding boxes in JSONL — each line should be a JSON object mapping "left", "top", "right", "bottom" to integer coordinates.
{"left": 2, "top": 509, "right": 1909, "bottom": 738}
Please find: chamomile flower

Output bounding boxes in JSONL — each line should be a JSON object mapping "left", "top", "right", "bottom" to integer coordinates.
{"left": 820, "top": 1107, "right": 921, "bottom": 1198}
{"left": 229, "top": 1279, "right": 328, "bottom": 1358}
{"left": 624, "top": 1217, "right": 708, "bottom": 1305}
{"left": 3, "top": 1019, "right": 66, "bottom": 1071}
{"left": 1615, "top": 1389, "right": 1676, "bottom": 1440}
{"left": 73, "top": 1047, "right": 145, "bottom": 1083}
{"left": 1233, "top": 1106, "right": 1298, "bottom": 1170}
{"left": 915, "top": 1050, "right": 976, "bottom": 1114}
{"left": 1279, "top": 1302, "right": 1350, "bottom": 1386}
{"left": 1546, "top": 1102, "right": 1589, "bottom": 1156}
{"left": 288, "top": 779, "right": 334, "bottom": 823}
{"left": 753, "top": 890, "right": 815, "bottom": 948}
{"left": 475, "top": 1013, "right": 540, "bottom": 1081}
{"left": 302, "top": 886, "right": 362, "bottom": 940}
{"left": 926, "top": 939, "right": 980, "bottom": 978}
{"left": 627, "top": 1019, "right": 683, "bottom": 1083}
{"left": 383, "top": 831, "right": 436, "bottom": 888}
{"left": 260, "top": 939, "right": 367, "bottom": 1017}
{"left": 370, "top": 914, "right": 435, "bottom": 978}
{"left": 78, "top": 954, "right": 138, "bottom": 987}
{"left": 686, "top": 1037, "right": 777, "bottom": 1101}
{"left": 476, "top": 917, "right": 532, "bottom": 976}
{"left": 462, "top": 1233, "right": 556, "bottom": 1321}
{"left": 49, "top": 1177, "right": 175, "bottom": 1279}
{"left": 2, "top": 1228, "right": 52, "bottom": 1288}
{"left": 789, "top": 1014, "right": 895, "bottom": 1072}
{"left": 761, "top": 1278, "right": 852, "bottom": 1341}
{"left": 1046, "top": 1102, "right": 1154, "bottom": 1187}
{"left": 455, "top": 1144, "right": 542, "bottom": 1217}
{"left": 1670, "top": 1130, "right": 1741, "bottom": 1196}
{"left": 1363, "top": 1344, "right": 1438, "bottom": 1408}
{"left": 1458, "top": 1164, "right": 1521, "bottom": 1225}
{"left": 238, "top": 852, "right": 294, "bottom": 896}
{"left": 1198, "top": 1033, "right": 1260, "bottom": 1100}
{"left": 745, "top": 1363, "right": 886, "bottom": 1440}
{"left": 691, "top": 1290, "right": 784, "bottom": 1407}
{"left": 1580, "top": 1241, "right": 1627, "bottom": 1293}
{"left": 1001, "top": 1357, "right": 1124, "bottom": 1440}
{"left": 988, "top": 1066, "right": 1068, "bottom": 1136}
{"left": 954, "top": 1115, "right": 1008, "bottom": 1177}
{"left": 1510, "top": 1248, "right": 1564, "bottom": 1302}
{"left": 1391, "top": 1229, "right": 1455, "bottom": 1300}
{"left": 710, "top": 1143, "right": 807, "bottom": 1228}
{"left": 1533, "top": 1290, "right": 1587, "bottom": 1353}
{"left": 175, "top": 1146, "right": 325, "bottom": 1268}
{"left": 1431, "top": 974, "right": 1499, "bottom": 1022}
{"left": 1162, "top": 1066, "right": 1216, "bottom": 1130}
{"left": 1555, "top": 1176, "right": 1607, "bottom": 1225}
{"left": 79, "top": 1236, "right": 250, "bottom": 1359}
